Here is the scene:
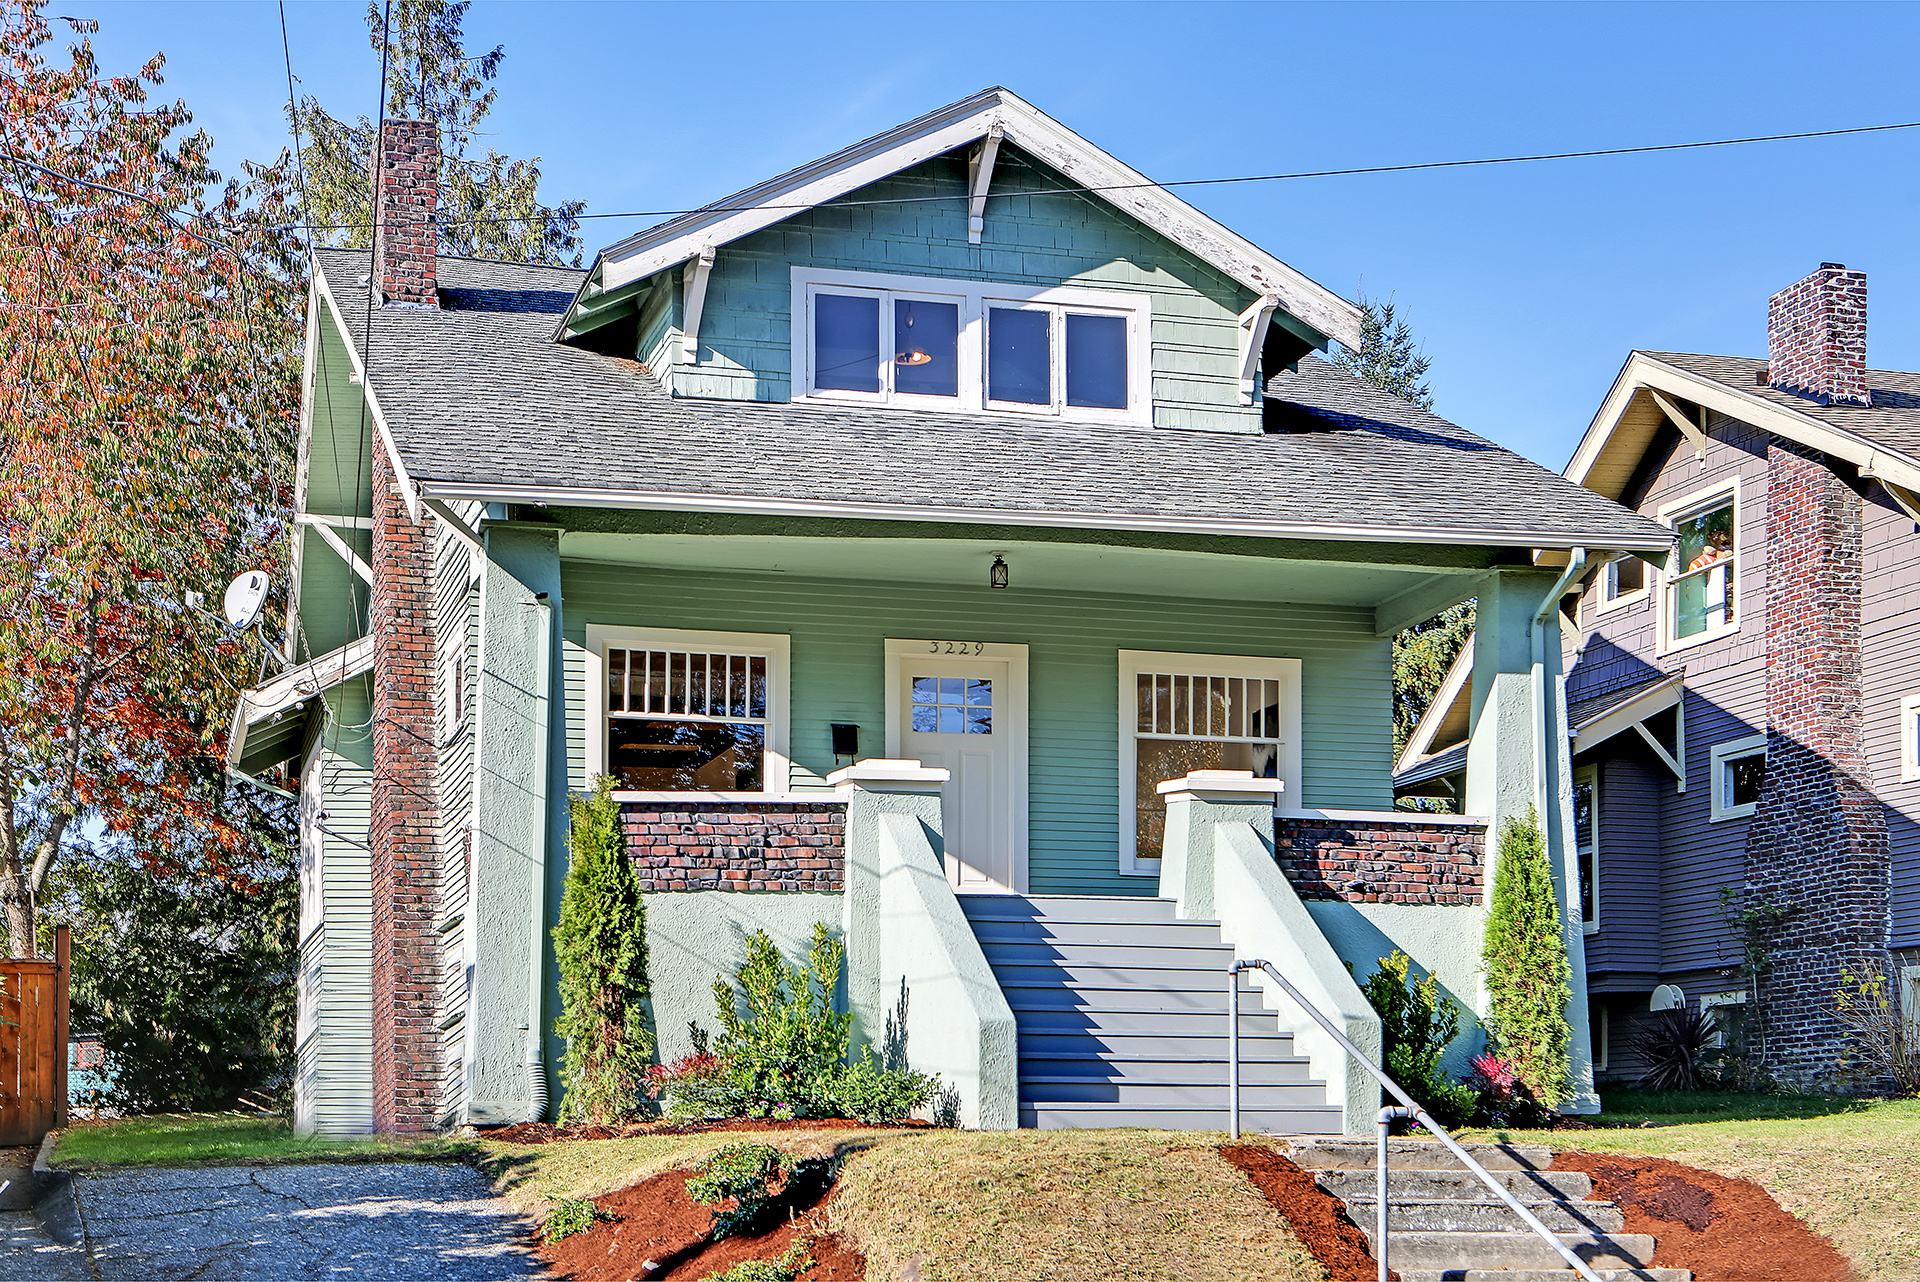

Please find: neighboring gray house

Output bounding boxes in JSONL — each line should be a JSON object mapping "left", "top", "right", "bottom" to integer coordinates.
{"left": 1398, "top": 263, "right": 1920, "bottom": 1090}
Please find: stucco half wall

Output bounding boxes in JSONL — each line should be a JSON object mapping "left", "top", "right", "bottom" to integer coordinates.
{"left": 643, "top": 891, "right": 844, "bottom": 1067}
{"left": 1307, "top": 901, "right": 1489, "bottom": 1078}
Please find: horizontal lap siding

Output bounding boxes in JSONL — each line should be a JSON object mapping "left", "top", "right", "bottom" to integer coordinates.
{"left": 1859, "top": 488, "right": 1920, "bottom": 948}
{"left": 304, "top": 697, "right": 375, "bottom": 1136}
{"left": 1571, "top": 414, "right": 1771, "bottom": 981}
{"left": 561, "top": 562, "right": 1389, "bottom": 896}
{"left": 679, "top": 150, "right": 1261, "bottom": 434}
{"left": 1586, "top": 751, "right": 1663, "bottom": 986}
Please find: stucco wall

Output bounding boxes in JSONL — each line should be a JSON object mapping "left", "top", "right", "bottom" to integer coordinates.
{"left": 1306, "top": 900, "right": 1490, "bottom": 1077}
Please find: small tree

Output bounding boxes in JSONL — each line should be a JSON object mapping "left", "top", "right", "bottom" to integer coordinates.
{"left": 553, "top": 777, "right": 652, "bottom": 1124}
{"left": 1481, "top": 810, "right": 1572, "bottom": 1105}
{"left": 1331, "top": 294, "right": 1434, "bottom": 411}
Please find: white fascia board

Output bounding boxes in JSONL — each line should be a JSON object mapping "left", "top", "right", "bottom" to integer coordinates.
{"left": 587, "top": 88, "right": 1363, "bottom": 350}
{"left": 313, "top": 259, "right": 423, "bottom": 522}
{"left": 414, "top": 480, "right": 1665, "bottom": 551}
{"left": 1570, "top": 674, "right": 1684, "bottom": 754}
{"left": 1567, "top": 351, "right": 1920, "bottom": 495}
{"left": 288, "top": 280, "right": 322, "bottom": 652}
{"left": 226, "top": 633, "right": 377, "bottom": 771}
{"left": 1394, "top": 633, "right": 1475, "bottom": 773}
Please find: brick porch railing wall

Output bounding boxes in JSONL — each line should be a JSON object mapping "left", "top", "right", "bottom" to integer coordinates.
{"left": 1743, "top": 440, "right": 1892, "bottom": 1090}
{"left": 621, "top": 802, "right": 846, "bottom": 892}
{"left": 368, "top": 444, "right": 441, "bottom": 1133}
{"left": 1275, "top": 814, "right": 1485, "bottom": 904}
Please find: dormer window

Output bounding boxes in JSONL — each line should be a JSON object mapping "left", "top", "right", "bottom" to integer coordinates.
{"left": 794, "top": 267, "right": 1148, "bottom": 424}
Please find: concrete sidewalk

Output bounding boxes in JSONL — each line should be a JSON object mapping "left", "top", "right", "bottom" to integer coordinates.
{"left": 71, "top": 1161, "right": 548, "bottom": 1281}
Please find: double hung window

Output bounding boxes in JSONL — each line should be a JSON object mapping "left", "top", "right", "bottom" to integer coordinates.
{"left": 796, "top": 267, "right": 1147, "bottom": 423}
{"left": 1572, "top": 766, "right": 1598, "bottom": 929}
{"left": 1599, "top": 556, "right": 1646, "bottom": 608}
{"left": 1663, "top": 490, "right": 1738, "bottom": 644}
{"left": 587, "top": 627, "right": 791, "bottom": 795}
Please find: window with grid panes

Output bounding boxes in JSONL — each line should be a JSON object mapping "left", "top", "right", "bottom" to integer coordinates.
{"left": 1132, "top": 672, "right": 1281, "bottom": 864}
{"left": 605, "top": 648, "right": 769, "bottom": 791}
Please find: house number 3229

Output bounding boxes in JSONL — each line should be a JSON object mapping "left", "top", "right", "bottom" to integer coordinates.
{"left": 928, "top": 641, "right": 986, "bottom": 655}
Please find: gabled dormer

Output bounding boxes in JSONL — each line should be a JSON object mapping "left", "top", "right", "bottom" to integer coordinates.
{"left": 556, "top": 88, "right": 1362, "bottom": 435}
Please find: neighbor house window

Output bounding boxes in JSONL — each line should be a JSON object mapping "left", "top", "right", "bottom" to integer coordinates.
{"left": 1117, "top": 651, "right": 1301, "bottom": 876}
{"left": 1573, "top": 766, "right": 1598, "bottom": 930}
{"left": 1710, "top": 734, "right": 1766, "bottom": 822}
{"left": 1599, "top": 556, "right": 1646, "bottom": 608}
{"left": 1901, "top": 693, "right": 1920, "bottom": 783}
{"left": 794, "top": 267, "right": 1148, "bottom": 423}
{"left": 1662, "top": 488, "right": 1738, "bottom": 645}
{"left": 585, "top": 626, "right": 791, "bottom": 795}
{"left": 1700, "top": 990, "right": 1748, "bottom": 1050}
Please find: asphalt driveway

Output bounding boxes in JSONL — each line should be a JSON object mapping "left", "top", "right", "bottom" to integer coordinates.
{"left": 74, "top": 1161, "right": 548, "bottom": 1280}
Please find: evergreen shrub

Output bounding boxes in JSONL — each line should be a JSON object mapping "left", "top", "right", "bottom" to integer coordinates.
{"left": 553, "top": 777, "right": 653, "bottom": 1124}
{"left": 1481, "top": 810, "right": 1572, "bottom": 1105}
{"left": 1360, "top": 950, "right": 1475, "bottom": 1128}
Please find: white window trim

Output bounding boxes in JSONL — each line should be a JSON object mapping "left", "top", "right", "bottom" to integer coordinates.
{"left": 1117, "top": 650, "right": 1303, "bottom": 877}
{"left": 1573, "top": 764, "right": 1599, "bottom": 935}
{"left": 1900, "top": 693, "right": 1920, "bottom": 784}
{"left": 1593, "top": 1005, "right": 1610, "bottom": 1072}
{"left": 1901, "top": 965, "right": 1920, "bottom": 1038}
{"left": 1709, "top": 733, "right": 1767, "bottom": 822}
{"left": 1655, "top": 477, "right": 1742, "bottom": 654}
{"left": 1594, "top": 556, "right": 1650, "bottom": 616}
{"left": 790, "top": 265, "right": 1152, "bottom": 426}
{"left": 1700, "top": 989, "right": 1748, "bottom": 1049}
{"left": 583, "top": 624, "right": 792, "bottom": 798}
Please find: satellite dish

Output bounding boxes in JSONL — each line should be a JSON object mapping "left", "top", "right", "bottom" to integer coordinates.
{"left": 223, "top": 571, "right": 270, "bottom": 629}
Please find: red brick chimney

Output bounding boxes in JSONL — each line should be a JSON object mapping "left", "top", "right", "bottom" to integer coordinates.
{"left": 1767, "top": 263, "right": 1867, "bottom": 406}
{"left": 370, "top": 118, "right": 440, "bottom": 307}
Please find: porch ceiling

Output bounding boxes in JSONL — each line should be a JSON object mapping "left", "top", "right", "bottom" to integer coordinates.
{"left": 557, "top": 530, "right": 1477, "bottom": 609}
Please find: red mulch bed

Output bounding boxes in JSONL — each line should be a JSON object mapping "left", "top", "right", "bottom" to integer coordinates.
{"left": 538, "top": 1165, "right": 863, "bottom": 1281}
{"left": 1220, "top": 1145, "right": 1392, "bottom": 1282}
{"left": 489, "top": 1118, "right": 928, "bottom": 1146}
{"left": 1552, "top": 1152, "right": 1852, "bottom": 1282}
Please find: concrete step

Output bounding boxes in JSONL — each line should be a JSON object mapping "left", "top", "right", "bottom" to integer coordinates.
{"left": 958, "top": 893, "right": 1181, "bottom": 923}
{"left": 1365, "top": 1232, "right": 1656, "bottom": 1273}
{"left": 1341, "top": 1196, "right": 1626, "bottom": 1235}
{"left": 1020, "top": 1101, "right": 1344, "bottom": 1131}
{"left": 1017, "top": 1031, "right": 1303, "bottom": 1062}
{"left": 1018, "top": 1055, "right": 1314, "bottom": 1084}
{"left": 978, "top": 941, "right": 1238, "bottom": 971}
{"left": 989, "top": 958, "right": 1246, "bottom": 986}
{"left": 1020, "top": 1078, "right": 1327, "bottom": 1107}
{"left": 969, "top": 919, "right": 1234, "bottom": 946}
{"left": 1318, "top": 1168, "right": 1593, "bottom": 1202}
{"left": 1287, "top": 1138, "right": 1555, "bottom": 1171}
{"left": 996, "top": 982, "right": 1255, "bottom": 1013}
{"left": 1398, "top": 1272, "right": 1690, "bottom": 1282}
{"left": 1010, "top": 1007, "right": 1288, "bottom": 1036}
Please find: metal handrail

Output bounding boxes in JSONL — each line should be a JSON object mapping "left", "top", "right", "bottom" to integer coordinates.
{"left": 1227, "top": 959, "right": 1603, "bottom": 1282}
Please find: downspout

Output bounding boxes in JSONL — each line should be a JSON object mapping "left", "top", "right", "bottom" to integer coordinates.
{"left": 1530, "top": 550, "right": 1587, "bottom": 829}
{"left": 526, "top": 591, "right": 554, "bottom": 1122}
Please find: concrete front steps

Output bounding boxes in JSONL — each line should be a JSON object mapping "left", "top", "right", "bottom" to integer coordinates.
{"left": 958, "top": 893, "right": 1343, "bottom": 1133}
{"left": 1286, "top": 1139, "right": 1691, "bottom": 1282}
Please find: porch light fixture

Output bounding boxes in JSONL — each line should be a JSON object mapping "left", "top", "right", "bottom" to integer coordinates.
{"left": 989, "top": 556, "right": 1009, "bottom": 590}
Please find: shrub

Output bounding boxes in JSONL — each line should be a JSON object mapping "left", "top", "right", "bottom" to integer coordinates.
{"left": 1481, "top": 810, "right": 1572, "bottom": 1105}
{"left": 553, "top": 776, "right": 653, "bottom": 1125}
{"left": 1834, "top": 964, "right": 1920, "bottom": 1096}
{"left": 704, "top": 1241, "right": 813, "bottom": 1282}
{"left": 687, "top": 1142, "right": 792, "bottom": 1238}
{"left": 1360, "top": 950, "right": 1474, "bottom": 1128}
{"left": 671, "top": 923, "right": 941, "bottom": 1122}
{"left": 1634, "top": 1007, "right": 1719, "bottom": 1092}
{"left": 1466, "top": 1052, "right": 1556, "bottom": 1128}
{"left": 542, "top": 1194, "right": 607, "bottom": 1241}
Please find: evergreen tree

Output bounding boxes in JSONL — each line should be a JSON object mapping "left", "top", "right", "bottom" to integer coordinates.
{"left": 293, "top": 0, "right": 584, "bottom": 264}
{"left": 553, "top": 777, "right": 652, "bottom": 1124}
{"left": 1332, "top": 294, "right": 1434, "bottom": 410}
{"left": 1481, "top": 811, "right": 1572, "bottom": 1105}
{"left": 1392, "top": 601, "right": 1476, "bottom": 755}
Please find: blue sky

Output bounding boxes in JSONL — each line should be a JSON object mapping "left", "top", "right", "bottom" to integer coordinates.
{"left": 80, "top": 0, "right": 1920, "bottom": 468}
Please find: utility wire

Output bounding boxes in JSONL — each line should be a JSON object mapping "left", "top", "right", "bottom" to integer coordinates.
{"left": 262, "top": 115, "right": 1920, "bottom": 235}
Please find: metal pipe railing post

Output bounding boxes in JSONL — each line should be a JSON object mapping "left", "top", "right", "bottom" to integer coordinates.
{"left": 1229, "top": 960, "right": 1604, "bottom": 1282}
{"left": 1227, "top": 963, "right": 1242, "bottom": 1140}
{"left": 1376, "top": 1105, "right": 1416, "bottom": 1282}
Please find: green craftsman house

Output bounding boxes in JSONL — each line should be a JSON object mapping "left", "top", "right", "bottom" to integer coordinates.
{"left": 228, "top": 89, "right": 1669, "bottom": 1136}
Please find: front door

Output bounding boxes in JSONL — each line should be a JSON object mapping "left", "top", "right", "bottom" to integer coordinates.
{"left": 889, "top": 642, "right": 1027, "bottom": 893}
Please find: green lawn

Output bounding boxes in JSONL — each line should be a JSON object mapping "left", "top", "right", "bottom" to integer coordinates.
{"left": 52, "top": 1113, "right": 468, "bottom": 1170}
{"left": 1465, "top": 1088, "right": 1920, "bottom": 1282}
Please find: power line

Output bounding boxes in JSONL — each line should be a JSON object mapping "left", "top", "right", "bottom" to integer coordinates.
{"left": 264, "top": 115, "right": 1920, "bottom": 236}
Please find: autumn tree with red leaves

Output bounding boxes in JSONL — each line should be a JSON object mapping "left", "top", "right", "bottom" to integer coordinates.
{"left": 0, "top": 3, "right": 303, "bottom": 956}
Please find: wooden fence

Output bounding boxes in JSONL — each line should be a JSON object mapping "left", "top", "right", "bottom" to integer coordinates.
{"left": 0, "top": 929, "right": 68, "bottom": 1147}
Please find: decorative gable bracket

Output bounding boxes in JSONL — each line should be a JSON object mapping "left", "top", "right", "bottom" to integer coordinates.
{"left": 967, "top": 124, "right": 1005, "bottom": 245}
{"left": 1238, "top": 294, "right": 1280, "bottom": 405}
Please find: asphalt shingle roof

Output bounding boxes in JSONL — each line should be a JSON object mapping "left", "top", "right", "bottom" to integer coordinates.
{"left": 1648, "top": 351, "right": 1920, "bottom": 461}
{"left": 319, "top": 249, "right": 1668, "bottom": 547}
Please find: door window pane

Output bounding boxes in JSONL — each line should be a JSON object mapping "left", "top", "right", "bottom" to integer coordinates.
{"left": 988, "top": 307, "right": 1051, "bottom": 404}
{"left": 893, "top": 299, "right": 959, "bottom": 397}
{"left": 910, "top": 675, "right": 992, "bottom": 734}
{"left": 814, "top": 292, "right": 880, "bottom": 392}
{"left": 1065, "top": 312, "right": 1127, "bottom": 409}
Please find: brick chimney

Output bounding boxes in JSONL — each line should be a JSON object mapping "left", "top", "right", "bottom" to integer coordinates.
{"left": 1767, "top": 263, "right": 1867, "bottom": 406}
{"left": 370, "top": 118, "right": 439, "bottom": 307}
